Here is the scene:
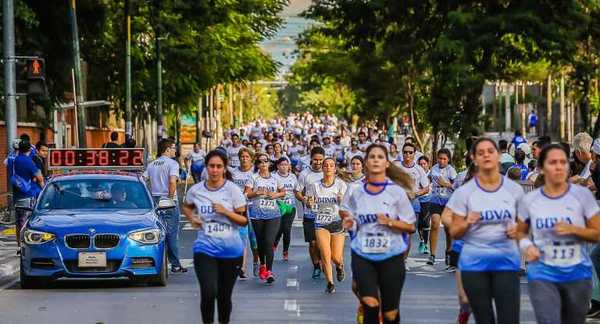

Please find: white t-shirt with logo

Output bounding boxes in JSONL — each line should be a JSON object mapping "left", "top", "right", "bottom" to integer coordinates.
{"left": 446, "top": 178, "right": 523, "bottom": 272}
{"left": 306, "top": 178, "right": 347, "bottom": 227}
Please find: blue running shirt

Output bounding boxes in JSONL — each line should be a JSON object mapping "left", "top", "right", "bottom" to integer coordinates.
{"left": 446, "top": 177, "right": 523, "bottom": 272}
{"left": 185, "top": 181, "right": 247, "bottom": 258}
{"left": 518, "top": 185, "right": 600, "bottom": 283}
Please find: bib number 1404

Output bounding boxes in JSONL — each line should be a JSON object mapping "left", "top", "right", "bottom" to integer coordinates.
{"left": 205, "top": 222, "right": 232, "bottom": 238}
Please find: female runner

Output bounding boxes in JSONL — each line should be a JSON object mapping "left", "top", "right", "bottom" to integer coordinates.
{"left": 182, "top": 150, "right": 248, "bottom": 324}
{"left": 307, "top": 157, "right": 347, "bottom": 293}
{"left": 445, "top": 138, "right": 523, "bottom": 324}
{"left": 341, "top": 144, "right": 415, "bottom": 324}
{"left": 272, "top": 157, "right": 299, "bottom": 261}
{"left": 229, "top": 147, "right": 257, "bottom": 279}
{"left": 244, "top": 153, "right": 286, "bottom": 284}
{"left": 517, "top": 144, "right": 600, "bottom": 324}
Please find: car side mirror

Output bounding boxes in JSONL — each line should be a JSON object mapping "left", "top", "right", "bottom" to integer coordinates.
{"left": 156, "top": 198, "right": 176, "bottom": 210}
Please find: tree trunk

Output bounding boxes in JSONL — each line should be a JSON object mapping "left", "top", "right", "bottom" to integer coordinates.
{"left": 546, "top": 74, "right": 552, "bottom": 138}
{"left": 407, "top": 79, "right": 425, "bottom": 151}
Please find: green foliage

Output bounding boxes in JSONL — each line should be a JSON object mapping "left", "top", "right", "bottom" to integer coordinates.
{"left": 2, "top": 0, "right": 286, "bottom": 127}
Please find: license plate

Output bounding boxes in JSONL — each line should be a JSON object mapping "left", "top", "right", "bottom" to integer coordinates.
{"left": 78, "top": 252, "right": 107, "bottom": 267}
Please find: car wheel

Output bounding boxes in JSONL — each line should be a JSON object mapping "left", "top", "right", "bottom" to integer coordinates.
{"left": 19, "top": 259, "right": 49, "bottom": 289}
{"left": 147, "top": 250, "right": 167, "bottom": 287}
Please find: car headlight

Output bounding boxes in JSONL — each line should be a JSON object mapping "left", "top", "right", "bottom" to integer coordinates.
{"left": 23, "top": 229, "right": 55, "bottom": 245}
{"left": 128, "top": 229, "right": 161, "bottom": 244}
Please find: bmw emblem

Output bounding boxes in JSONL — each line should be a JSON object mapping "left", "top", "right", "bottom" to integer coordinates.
{"left": 89, "top": 228, "right": 96, "bottom": 234}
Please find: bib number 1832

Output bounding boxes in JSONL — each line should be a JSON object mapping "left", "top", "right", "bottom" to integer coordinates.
{"left": 362, "top": 234, "right": 390, "bottom": 254}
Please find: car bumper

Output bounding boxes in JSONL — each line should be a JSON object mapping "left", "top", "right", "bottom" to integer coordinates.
{"left": 21, "top": 239, "right": 165, "bottom": 279}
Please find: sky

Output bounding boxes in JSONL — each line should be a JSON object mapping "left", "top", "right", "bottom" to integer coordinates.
{"left": 260, "top": 0, "right": 313, "bottom": 79}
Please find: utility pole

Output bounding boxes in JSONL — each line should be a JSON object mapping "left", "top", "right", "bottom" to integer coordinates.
{"left": 68, "top": 0, "right": 87, "bottom": 147}
{"left": 153, "top": 0, "right": 164, "bottom": 142}
{"left": 125, "top": 0, "right": 132, "bottom": 137}
{"left": 3, "top": 0, "right": 17, "bottom": 155}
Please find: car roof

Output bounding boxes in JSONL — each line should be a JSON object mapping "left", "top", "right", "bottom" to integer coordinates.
{"left": 49, "top": 171, "right": 142, "bottom": 182}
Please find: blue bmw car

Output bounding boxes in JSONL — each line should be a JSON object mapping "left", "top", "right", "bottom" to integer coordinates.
{"left": 19, "top": 172, "right": 170, "bottom": 288}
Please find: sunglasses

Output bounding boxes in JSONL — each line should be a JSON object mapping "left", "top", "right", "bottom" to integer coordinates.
{"left": 258, "top": 159, "right": 269, "bottom": 163}
{"left": 403, "top": 151, "right": 415, "bottom": 154}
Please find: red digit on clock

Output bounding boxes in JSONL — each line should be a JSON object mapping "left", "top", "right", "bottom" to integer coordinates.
{"left": 119, "top": 150, "right": 129, "bottom": 165}
{"left": 64, "top": 150, "right": 75, "bottom": 166}
{"left": 132, "top": 150, "right": 143, "bottom": 166}
{"left": 98, "top": 150, "right": 109, "bottom": 166}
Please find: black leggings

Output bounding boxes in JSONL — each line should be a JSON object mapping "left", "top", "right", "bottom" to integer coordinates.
{"left": 274, "top": 209, "right": 295, "bottom": 252}
{"left": 251, "top": 218, "right": 281, "bottom": 271}
{"left": 351, "top": 252, "right": 406, "bottom": 324}
{"left": 193, "top": 252, "right": 242, "bottom": 324}
{"left": 461, "top": 271, "right": 520, "bottom": 324}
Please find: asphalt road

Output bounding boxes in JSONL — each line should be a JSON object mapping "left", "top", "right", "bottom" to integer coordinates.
{"left": 0, "top": 217, "right": 538, "bottom": 324}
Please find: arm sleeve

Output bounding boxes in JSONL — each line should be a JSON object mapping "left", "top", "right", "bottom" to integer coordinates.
{"left": 517, "top": 194, "right": 530, "bottom": 223}
{"left": 395, "top": 188, "right": 416, "bottom": 224}
{"left": 230, "top": 184, "right": 247, "bottom": 209}
{"left": 576, "top": 186, "right": 600, "bottom": 220}
{"left": 169, "top": 161, "right": 179, "bottom": 178}
{"left": 445, "top": 187, "right": 467, "bottom": 217}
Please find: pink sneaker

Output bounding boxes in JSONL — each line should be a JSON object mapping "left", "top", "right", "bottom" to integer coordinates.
{"left": 258, "top": 265, "right": 267, "bottom": 281}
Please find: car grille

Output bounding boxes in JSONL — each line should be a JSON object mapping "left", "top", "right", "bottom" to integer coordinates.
{"left": 64, "top": 260, "right": 122, "bottom": 273}
{"left": 94, "top": 234, "right": 120, "bottom": 249}
{"left": 65, "top": 235, "right": 90, "bottom": 249}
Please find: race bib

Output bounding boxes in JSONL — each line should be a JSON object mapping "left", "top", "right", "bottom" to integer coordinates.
{"left": 258, "top": 199, "right": 277, "bottom": 211}
{"left": 316, "top": 205, "right": 335, "bottom": 224}
{"left": 361, "top": 232, "right": 391, "bottom": 254}
{"left": 543, "top": 242, "right": 582, "bottom": 267}
{"left": 204, "top": 221, "right": 233, "bottom": 239}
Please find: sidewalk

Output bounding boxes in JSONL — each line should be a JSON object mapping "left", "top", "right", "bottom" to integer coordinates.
{"left": 0, "top": 224, "right": 19, "bottom": 286}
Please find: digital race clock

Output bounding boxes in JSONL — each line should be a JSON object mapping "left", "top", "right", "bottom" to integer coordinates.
{"left": 48, "top": 148, "right": 145, "bottom": 170}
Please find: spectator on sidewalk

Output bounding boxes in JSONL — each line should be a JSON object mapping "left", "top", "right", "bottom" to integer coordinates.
{"left": 32, "top": 141, "right": 49, "bottom": 178}
{"left": 509, "top": 130, "right": 526, "bottom": 152}
{"left": 527, "top": 109, "right": 538, "bottom": 135}
{"left": 143, "top": 139, "right": 187, "bottom": 273}
{"left": 12, "top": 140, "right": 45, "bottom": 250}
{"left": 571, "top": 132, "right": 593, "bottom": 186}
{"left": 102, "top": 131, "right": 121, "bottom": 148}
{"left": 499, "top": 139, "right": 515, "bottom": 174}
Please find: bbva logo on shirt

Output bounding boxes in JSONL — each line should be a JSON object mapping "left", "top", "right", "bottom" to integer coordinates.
{"left": 534, "top": 216, "right": 573, "bottom": 230}
{"left": 198, "top": 205, "right": 216, "bottom": 214}
{"left": 316, "top": 197, "right": 338, "bottom": 204}
{"left": 357, "top": 213, "right": 389, "bottom": 225}
{"left": 479, "top": 209, "right": 513, "bottom": 223}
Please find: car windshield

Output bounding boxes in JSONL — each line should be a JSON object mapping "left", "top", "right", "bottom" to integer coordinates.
{"left": 37, "top": 179, "right": 152, "bottom": 210}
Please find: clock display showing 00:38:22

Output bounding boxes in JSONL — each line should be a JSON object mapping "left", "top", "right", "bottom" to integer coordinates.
{"left": 48, "top": 148, "right": 144, "bottom": 169}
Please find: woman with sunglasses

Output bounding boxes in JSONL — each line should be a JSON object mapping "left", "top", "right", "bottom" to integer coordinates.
{"left": 306, "top": 157, "right": 348, "bottom": 293}
{"left": 182, "top": 150, "right": 248, "bottom": 324}
{"left": 516, "top": 144, "right": 600, "bottom": 324}
{"left": 244, "top": 153, "right": 286, "bottom": 284}
{"left": 341, "top": 144, "right": 415, "bottom": 324}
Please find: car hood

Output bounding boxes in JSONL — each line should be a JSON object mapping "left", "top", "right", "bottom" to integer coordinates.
{"left": 28, "top": 209, "right": 159, "bottom": 234}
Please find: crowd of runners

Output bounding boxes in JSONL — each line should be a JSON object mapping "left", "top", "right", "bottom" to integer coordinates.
{"left": 180, "top": 112, "right": 600, "bottom": 324}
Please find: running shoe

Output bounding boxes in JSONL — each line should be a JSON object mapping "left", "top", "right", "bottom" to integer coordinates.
{"left": 171, "top": 265, "right": 188, "bottom": 273}
{"left": 259, "top": 265, "right": 268, "bottom": 281}
{"left": 312, "top": 267, "right": 321, "bottom": 279}
{"left": 445, "top": 265, "right": 457, "bottom": 273}
{"left": 253, "top": 262, "right": 260, "bottom": 277}
{"left": 587, "top": 301, "right": 600, "bottom": 318}
{"left": 418, "top": 242, "right": 426, "bottom": 254}
{"left": 423, "top": 244, "right": 430, "bottom": 255}
{"left": 427, "top": 255, "right": 435, "bottom": 266}
{"left": 356, "top": 305, "right": 364, "bottom": 324}
{"left": 266, "top": 271, "right": 275, "bottom": 284}
{"left": 457, "top": 310, "right": 470, "bottom": 324}
{"left": 238, "top": 270, "right": 249, "bottom": 280}
{"left": 283, "top": 251, "right": 289, "bottom": 262}
{"left": 336, "top": 266, "right": 345, "bottom": 282}
{"left": 326, "top": 282, "right": 336, "bottom": 294}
